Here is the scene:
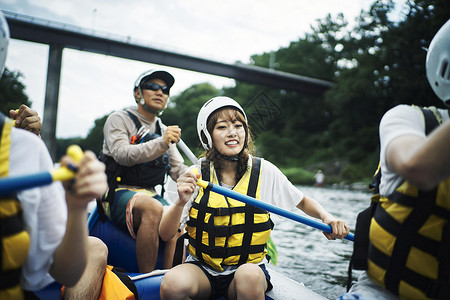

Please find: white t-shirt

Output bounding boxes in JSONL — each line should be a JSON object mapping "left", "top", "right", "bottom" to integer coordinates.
{"left": 379, "top": 105, "right": 449, "bottom": 196}
{"left": 179, "top": 156, "right": 304, "bottom": 275}
{"left": 9, "top": 127, "right": 67, "bottom": 291}
{"left": 179, "top": 156, "right": 304, "bottom": 229}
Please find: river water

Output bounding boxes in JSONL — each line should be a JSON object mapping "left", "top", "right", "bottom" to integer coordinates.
{"left": 268, "top": 185, "right": 370, "bottom": 300}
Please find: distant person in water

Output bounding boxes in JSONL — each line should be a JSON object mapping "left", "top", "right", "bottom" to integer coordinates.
{"left": 314, "top": 170, "right": 324, "bottom": 187}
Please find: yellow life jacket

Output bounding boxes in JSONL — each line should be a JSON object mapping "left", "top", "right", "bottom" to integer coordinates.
{"left": 186, "top": 158, "right": 273, "bottom": 271}
{"left": 367, "top": 179, "right": 450, "bottom": 299}
{"left": 0, "top": 114, "right": 31, "bottom": 300}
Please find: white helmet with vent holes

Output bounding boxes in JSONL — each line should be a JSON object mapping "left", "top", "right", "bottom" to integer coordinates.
{"left": 426, "top": 19, "right": 450, "bottom": 107}
{"left": 197, "top": 96, "right": 247, "bottom": 150}
{"left": 0, "top": 11, "right": 10, "bottom": 77}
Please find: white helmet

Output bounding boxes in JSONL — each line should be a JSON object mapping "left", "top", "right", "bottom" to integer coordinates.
{"left": 0, "top": 11, "right": 10, "bottom": 77}
{"left": 197, "top": 96, "right": 247, "bottom": 150}
{"left": 426, "top": 19, "right": 450, "bottom": 107}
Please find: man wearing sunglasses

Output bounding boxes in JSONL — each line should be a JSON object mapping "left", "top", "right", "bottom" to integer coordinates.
{"left": 100, "top": 69, "right": 188, "bottom": 273}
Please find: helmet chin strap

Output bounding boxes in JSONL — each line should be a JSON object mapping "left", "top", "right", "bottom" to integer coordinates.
{"left": 445, "top": 99, "right": 450, "bottom": 108}
{"left": 219, "top": 153, "right": 239, "bottom": 162}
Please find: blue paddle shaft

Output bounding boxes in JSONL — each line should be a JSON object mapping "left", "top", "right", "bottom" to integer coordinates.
{"left": 0, "top": 172, "right": 53, "bottom": 197}
{"left": 207, "top": 182, "right": 354, "bottom": 242}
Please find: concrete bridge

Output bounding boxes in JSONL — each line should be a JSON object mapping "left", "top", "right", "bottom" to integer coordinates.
{"left": 4, "top": 10, "right": 332, "bottom": 158}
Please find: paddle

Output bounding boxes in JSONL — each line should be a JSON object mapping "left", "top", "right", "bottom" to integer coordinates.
{"left": 176, "top": 139, "right": 198, "bottom": 165}
{"left": 0, "top": 145, "right": 84, "bottom": 197}
{"left": 158, "top": 120, "right": 198, "bottom": 165}
{"left": 192, "top": 168, "right": 355, "bottom": 242}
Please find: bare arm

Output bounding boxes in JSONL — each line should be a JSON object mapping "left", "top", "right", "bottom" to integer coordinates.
{"left": 159, "top": 169, "right": 198, "bottom": 241}
{"left": 386, "top": 120, "right": 450, "bottom": 190}
{"left": 50, "top": 151, "right": 107, "bottom": 287}
{"left": 296, "top": 195, "right": 349, "bottom": 240}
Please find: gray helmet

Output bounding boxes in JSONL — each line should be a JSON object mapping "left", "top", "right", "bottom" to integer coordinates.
{"left": 133, "top": 69, "right": 175, "bottom": 93}
{"left": 426, "top": 19, "right": 450, "bottom": 107}
{"left": 133, "top": 69, "right": 174, "bottom": 100}
{"left": 133, "top": 69, "right": 175, "bottom": 115}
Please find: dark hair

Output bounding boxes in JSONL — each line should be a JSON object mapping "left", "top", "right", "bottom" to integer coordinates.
{"left": 202, "top": 107, "right": 255, "bottom": 183}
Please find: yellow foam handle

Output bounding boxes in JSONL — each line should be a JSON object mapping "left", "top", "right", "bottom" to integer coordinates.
{"left": 67, "top": 145, "right": 84, "bottom": 162}
{"left": 192, "top": 168, "right": 208, "bottom": 189}
{"left": 51, "top": 145, "right": 84, "bottom": 181}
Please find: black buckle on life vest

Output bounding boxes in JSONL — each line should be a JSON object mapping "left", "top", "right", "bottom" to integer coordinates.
{"left": 213, "top": 207, "right": 229, "bottom": 216}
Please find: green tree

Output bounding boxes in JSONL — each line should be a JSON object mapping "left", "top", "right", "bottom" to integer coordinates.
{"left": 55, "top": 114, "right": 109, "bottom": 160}
{"left": 81, "top": 115, "right": 109, "bottom": 156}
{"left": 55, "top": 137, "right": 83, "bottom": 161}
{"left": 323, "top": 0, "right": 450, "bottom": 180}
{"left": 53, "top": 0, "right": 450, "bottom": 183}
{"left": 163, "top": 82, "right": 220, "bottom": 157}
{"left": 0, "top": 68, "right": 31, "bottom": 115}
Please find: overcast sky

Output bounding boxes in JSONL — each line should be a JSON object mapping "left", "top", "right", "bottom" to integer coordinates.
{"left": 2, "top": 0, "right": 405, "bottom": 138}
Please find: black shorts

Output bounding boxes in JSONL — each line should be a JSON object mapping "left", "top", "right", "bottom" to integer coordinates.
{"left": 187, "top": 261, "right": 273, "bottom": 299}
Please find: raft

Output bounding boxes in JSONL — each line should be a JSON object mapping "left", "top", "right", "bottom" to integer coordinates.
{"left": 34, "top": 205, "right": 326, "bottom": 299}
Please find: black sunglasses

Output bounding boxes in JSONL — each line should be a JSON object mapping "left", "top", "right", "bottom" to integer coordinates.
{"left": 140, "top": 83, "right": 170, "bottom": 95}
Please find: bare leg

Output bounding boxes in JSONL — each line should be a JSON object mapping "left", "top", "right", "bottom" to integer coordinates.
{"left": 133, "top": 195, "right": 164, "bottom": 273}
{"left": 160, "top": 263, "right": 211, "bottom": 300}
{"left": 162, "top": 229, "right": 184, "bottom": 269}
{"left": 228, "top": 264, "right": 267, "bottom": 300}
{"left": 64, "top": 237, "right": 108, "bottom": 300}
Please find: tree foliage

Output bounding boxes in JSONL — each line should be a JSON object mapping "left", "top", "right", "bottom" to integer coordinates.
{"left": 0, "top": 68, "right": 31, "bottom": 115}
{"left": 54, "top": 0, "right": 449, "bottom": 182}
{"left": 162, "top": 82, "right": 220, "bottom": 157}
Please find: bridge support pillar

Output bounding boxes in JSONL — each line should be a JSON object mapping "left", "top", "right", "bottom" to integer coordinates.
{"left": 42, "top": 44, "right": 63, "bottom": 160}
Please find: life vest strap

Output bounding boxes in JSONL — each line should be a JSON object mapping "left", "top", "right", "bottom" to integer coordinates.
{"left": 187, "top": 219, "right": 272, "bottom": 237}
{"left": 0, "top": 213, "right": 24, "bottom": 237}
{"left": 239, "top": 157, "right": 262, "bottom": 265}
{"left": 436, "top": 223, "right": 450, "bottom": 299}
{"left": 384, "top": 188, "right": 437, "bottom": 295}
{"left": 0, "top": 267, "right": 21, "bottom": 289}
{"left": 190, "top": 202, "right": 245, "bottom": 215}
{"left": 188, "top": 234, "right": 266, "bottom": 259}
{"left": 401, "top": 265, "right": 450, "bottom": 299}
{"left": 373, "top": 204, "right": 401, "bottom": 236}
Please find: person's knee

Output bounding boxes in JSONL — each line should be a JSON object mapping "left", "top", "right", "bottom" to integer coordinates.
{"left": 160, "top": 269, "right": 190, "bottom": 299}
{"left": 234, "top": 264, "right": 266, "bottom": 291}
{"left": 133, "top": 195, "right": 164, "bottom": 224}
{"left": 87, "top": 236, "right": 108, "bottom": 266}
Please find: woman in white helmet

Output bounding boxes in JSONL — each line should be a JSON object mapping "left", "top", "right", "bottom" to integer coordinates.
{"left": 160, "top": 96, "right": 350, "bottom": 300}
{"left": 340, "top": 19, "right": 450, "bottom": 300}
